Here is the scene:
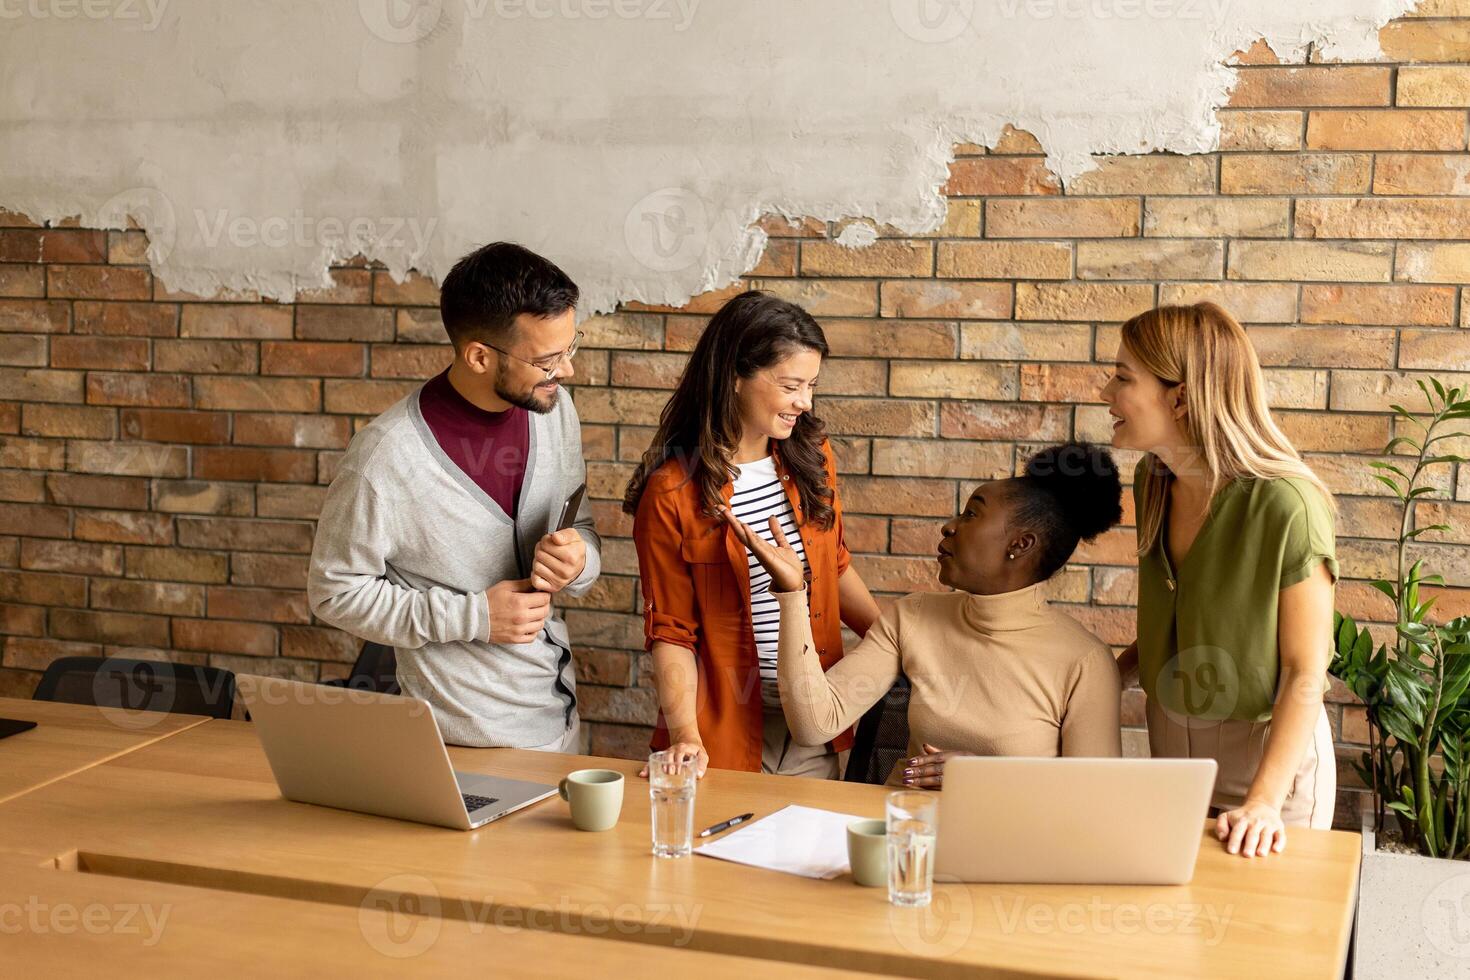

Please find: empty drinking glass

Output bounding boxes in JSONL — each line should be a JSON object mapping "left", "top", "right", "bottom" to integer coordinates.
{"left": 886, "top": 791, "right": 937, "bottom": 907}
{"left": 648, "top": 749, "right": 697, "bottom": 858}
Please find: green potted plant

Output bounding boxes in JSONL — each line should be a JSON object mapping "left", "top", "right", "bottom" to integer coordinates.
{"left": 1329, "top": 379, "right": 1470, "bottom": 976}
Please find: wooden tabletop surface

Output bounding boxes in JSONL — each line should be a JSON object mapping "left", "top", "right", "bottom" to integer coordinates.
{"left": 3, "top": 861, "right": 864, "bottom": 978}
{"left": 0, "top": 696, "right": 209, "bottom": 805}
{"left": 0, "top": 717, "right": 1361, "bottom": 979}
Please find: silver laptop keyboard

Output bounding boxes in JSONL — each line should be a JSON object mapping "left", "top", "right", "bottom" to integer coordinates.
{"left": 462, "top": 793, "right": 500, "bottom": 812}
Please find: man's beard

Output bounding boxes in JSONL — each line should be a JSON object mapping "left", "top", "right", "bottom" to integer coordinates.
{"left": 494, "top": 360, "right": 558, "bottom": 414}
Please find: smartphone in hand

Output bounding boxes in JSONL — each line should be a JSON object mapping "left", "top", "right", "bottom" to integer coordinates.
{"left": 556, "top": 482, "right": 588, "bottom": 533}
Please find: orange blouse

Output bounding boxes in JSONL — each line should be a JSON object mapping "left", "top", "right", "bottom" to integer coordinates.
{"left": 633, "top": 440, "right": 854, "bottom": 771}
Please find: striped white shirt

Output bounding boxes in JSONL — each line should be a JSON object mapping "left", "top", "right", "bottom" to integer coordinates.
{"left": 730, "top": 456, "right": 809, "bottom": 708}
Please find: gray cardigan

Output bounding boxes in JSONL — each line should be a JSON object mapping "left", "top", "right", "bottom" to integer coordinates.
{"left": 307, "top": 386, "right": 601, "bottom": 747}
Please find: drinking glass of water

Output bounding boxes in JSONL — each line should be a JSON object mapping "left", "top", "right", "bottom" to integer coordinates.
{"left": 886, "top": 791, "right": 937, "bottom": 907}
{"left": 648, "top": 749, "right": 697, "bottom": 858}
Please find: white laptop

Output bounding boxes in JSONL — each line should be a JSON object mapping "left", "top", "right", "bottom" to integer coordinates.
{"left": 935, "top": 756, "right": 1218, "bottom": 884}
{"left": 236, "top": 675, "right": 556, "bottom": 831}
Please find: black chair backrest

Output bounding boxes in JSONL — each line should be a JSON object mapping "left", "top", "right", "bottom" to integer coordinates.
{"left": 33, "top": 657, "right": 237, "bottom": 720}
{"left": 322, "top": 641, "right": 399, "bottom": 695}
{"left": 844, "top": 675, "right": 911, "bottom": 785}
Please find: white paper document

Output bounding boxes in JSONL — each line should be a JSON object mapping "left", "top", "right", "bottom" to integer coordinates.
{"left": 693, "top": 804, "right": 870, "bottom": 879}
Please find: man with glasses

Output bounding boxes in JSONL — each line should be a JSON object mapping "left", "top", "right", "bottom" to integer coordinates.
{"left": 309, "top": 242, "right": 601, "bottom": 751}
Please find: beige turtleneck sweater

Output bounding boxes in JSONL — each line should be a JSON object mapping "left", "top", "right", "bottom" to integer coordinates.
{"left": 775, "top": 583, "right": 1122, "bottom": 783}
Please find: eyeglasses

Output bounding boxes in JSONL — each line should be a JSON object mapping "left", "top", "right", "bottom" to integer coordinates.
{"left": 481, "top": 331, "right": 584, "bottom": 382}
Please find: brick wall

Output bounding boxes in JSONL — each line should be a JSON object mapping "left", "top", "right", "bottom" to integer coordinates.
{"left": 5, "top": 8, "right": 1470, "bottom": 827}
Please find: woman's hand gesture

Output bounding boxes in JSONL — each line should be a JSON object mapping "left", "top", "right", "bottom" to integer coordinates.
{"left": 719, "top": 507, "right": 805, "bottom": 594}
{"left": 901, "top": 743, "right": 974, "bottom": 789}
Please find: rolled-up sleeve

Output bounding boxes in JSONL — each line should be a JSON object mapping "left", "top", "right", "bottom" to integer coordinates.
{"left": 1278, "top": 482, "right": 1338, "bottom": 589}
{"left": 634, "top": 480, "right": 699, "bottom": 652}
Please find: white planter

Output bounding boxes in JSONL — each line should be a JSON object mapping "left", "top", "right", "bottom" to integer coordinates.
{"left": 1352, "top": 812, "right": 1470, "bottom": 979}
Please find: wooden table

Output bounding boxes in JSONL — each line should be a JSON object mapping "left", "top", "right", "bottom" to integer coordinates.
{"left": 0, "top": 696, "right": 209, "bottom": 804}
{"left": 2, "top": 862, "right": 853, "bottom": 977}
{"left": 0, "top": 719, "right": 1361, "bottom": 978}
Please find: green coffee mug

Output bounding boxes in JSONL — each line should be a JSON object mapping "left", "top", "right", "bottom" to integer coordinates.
{"left": 847, "top": 817, "right": 888, "bottom": 887}
{"left": 558, "top": 768, "right": 624, "bottom": 832}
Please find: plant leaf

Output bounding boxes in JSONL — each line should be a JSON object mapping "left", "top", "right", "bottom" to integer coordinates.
{"left": 1373, "top": 474, "right": 1407, "bottom": 498}
{"left": 1370, "top": 461, "right": 1412, "bottom": 480}
{"left": 1393, "top": 404, "right": 1430, "bottom": 428}
{"left": 1425, "top": 431, "right": 1467, "bottom": 447}
{"left": 1370, "top": 580, "right": 1399, "bottom": 605}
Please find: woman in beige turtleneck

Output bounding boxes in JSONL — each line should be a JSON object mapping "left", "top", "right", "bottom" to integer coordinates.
{"left": 721, "top": 442, "right": 1125, "bottom": 787}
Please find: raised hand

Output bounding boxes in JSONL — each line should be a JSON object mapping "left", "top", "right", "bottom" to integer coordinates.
{"left": 719, "top": 507, "right": 805, "bottom": 594}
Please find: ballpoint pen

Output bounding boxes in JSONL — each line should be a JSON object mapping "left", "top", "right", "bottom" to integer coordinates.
{"left": 698, "top": 812, "right": 755, "bottom": 837}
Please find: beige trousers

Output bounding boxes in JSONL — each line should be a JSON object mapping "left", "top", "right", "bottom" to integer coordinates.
{"left": 761, "top": 708, "right": 844, "bottom": 780}
{"left": 1145, "top": 698, "right": 1335, "bottom": 829}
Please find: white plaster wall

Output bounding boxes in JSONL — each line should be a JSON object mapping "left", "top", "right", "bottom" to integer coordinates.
{"left": 0, "top": 0, "right": 1415, "bottom": 312}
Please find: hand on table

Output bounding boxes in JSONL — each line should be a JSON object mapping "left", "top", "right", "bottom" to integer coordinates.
{"left": 900, "top": 743, "right": 973, "bottom": 789}
{"left": 1216, "top": 799, "right": 1286, "bottom": 858}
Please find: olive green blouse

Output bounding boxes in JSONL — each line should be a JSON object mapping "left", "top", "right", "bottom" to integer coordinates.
{"left": 1134, "top": 460, "right": 1338, "bottom": 724}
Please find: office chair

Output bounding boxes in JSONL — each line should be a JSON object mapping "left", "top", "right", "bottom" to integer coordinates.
{"left": 843, "top": 674, "right": 911, "bottom": 785}
{"left": 322, "top": 641, "right": 399, "bottom": 695}
{"left": 33, "top": 656, "right": 237, "bottom": 720}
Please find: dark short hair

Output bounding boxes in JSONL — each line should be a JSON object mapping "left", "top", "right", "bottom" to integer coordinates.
{"left": 439, "top": 242, "right": 579, "bottom": 347}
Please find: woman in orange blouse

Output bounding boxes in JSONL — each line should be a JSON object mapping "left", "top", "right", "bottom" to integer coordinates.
{"left": 623, "top": 290, "right": 881, "bottom": 777}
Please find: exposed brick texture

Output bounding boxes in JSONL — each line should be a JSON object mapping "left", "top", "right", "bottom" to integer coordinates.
{"left": 3, "top": 19, "right": 1470, "bottom": 828}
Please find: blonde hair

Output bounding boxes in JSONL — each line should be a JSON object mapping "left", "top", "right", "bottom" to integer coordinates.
{"left": 1122, "top": 302, "right": 1335, "bottom": 556}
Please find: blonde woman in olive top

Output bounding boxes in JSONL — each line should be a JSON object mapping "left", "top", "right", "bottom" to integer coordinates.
{"left": 724, "top": 443, "right": 1125, "bottom": 786}
{"left": 1103, "top": 302, "right": 1338, "bottom": 860}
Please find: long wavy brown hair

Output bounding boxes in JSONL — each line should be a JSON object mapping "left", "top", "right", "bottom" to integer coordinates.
{"left": 622, "top": 290, "right": 835, "bottom": 529}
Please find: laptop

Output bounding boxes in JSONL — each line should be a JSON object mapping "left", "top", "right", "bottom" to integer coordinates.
{"left": 236, "top": 675, "right": 556, "bottom": 831}
{"left": 934, "top": 756, "right": 1218, "bottom": 884}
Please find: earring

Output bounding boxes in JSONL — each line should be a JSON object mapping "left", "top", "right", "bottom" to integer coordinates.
{"left": 1007, "top": 553, "right": 1015, "bottom": 560}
